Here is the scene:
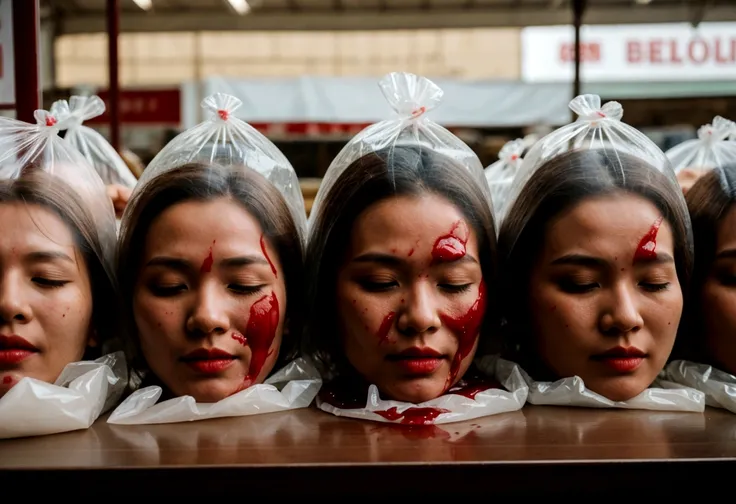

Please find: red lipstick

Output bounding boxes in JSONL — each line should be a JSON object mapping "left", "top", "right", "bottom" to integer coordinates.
{"left": 386, "top": 347, "right": 445, "bottom": 375}
{"left": 0, "top": 335, "right": 39, "bottom": 366}
{"left": 180, "top": 348, "right": 236, "bottom": 374}
{"left": 592, "top": 346, "right": 647, "bottom": 373}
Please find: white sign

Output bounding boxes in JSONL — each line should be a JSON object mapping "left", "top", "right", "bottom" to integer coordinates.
{"left": 522, "top": 22, "right": 736, "bottom": 83}
{"left": 0, "top": 0, "right": 14, "bottom": 105}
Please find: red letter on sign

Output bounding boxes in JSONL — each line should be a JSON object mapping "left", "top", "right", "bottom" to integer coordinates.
{"left": 627, "top": 40, "right": 642, "bottom": 63}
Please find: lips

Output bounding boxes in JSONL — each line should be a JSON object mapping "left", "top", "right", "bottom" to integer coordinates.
{"left": 591, "top": 346, "right": 647, "bottom": 373}
{"left": 180, "top": 348, "right": 236, "bottom": 374}
{"left": 0, "top": 335, "right": 39, "bottom": 366}
{"left": 386, "top": 347, "right": 446, "bottom": 376}
{"left": 592, "top": 346, "right": 647, "bottom": 359}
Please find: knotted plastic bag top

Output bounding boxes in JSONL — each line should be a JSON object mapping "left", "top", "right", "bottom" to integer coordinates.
{"left": 308, "top": 72, "right": 490, "bottom": 229}
{"left": 485, "top": 138, "right": 525, "bottom": 221}
{"left": 0, "top": 106, "right": 117, "bottom": 280}
{"left": 133, "top": 92, "right": 307, "bottom": 239}
{"left": 51, "top": 95, "right": 138, "bottom": 188}
{"left": 665, "top": 116, "right": 736, "bottom": 184}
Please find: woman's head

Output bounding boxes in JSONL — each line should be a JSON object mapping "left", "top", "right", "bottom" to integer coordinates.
{"left": 0, "top": 169, "right": 118, "bottom": 397}
{"left": 499, "top": 148, "right": 693, "bottom": 401}
{"left": 305, "top": 145, "right": 497, "bottom": 403}
{"left": 118, "top": 162, "right": 304, "bottom": 402}
{"left": 684, "top": 164, "right": 736, "bottom": 375}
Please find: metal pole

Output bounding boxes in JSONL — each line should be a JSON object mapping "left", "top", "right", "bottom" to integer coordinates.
{"left": 107, "top": 0, "right": 120, "bottom": 152}
{"left": 12, "top": 0, "right": 39, "bottom": 123}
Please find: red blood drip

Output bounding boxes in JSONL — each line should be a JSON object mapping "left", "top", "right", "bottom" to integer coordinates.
{"left": 217, "top": 109, "right": 229, "bottom": 120}
{"left": 431, "top": 221, "right": 467, "bottom": 263}
{"left": 200, "top": 240, "right": 216, "bottom": 273}
{"left": 2, "top": 375, "right": 12, "bottom": 385}
{"left": 318, "top": 376, "right": 370, "bottom": 409}
{"left": 634, "top": 216, "right": 663, "bottom": 262}
{"left": 260, "top": 234, "right": 278, "bottom": 278}
{"left": 45, "top": 116, "right": 57, "bottom": 127}
{"left": 440, "top": 281, "right": 487, "bottom": 390}
{"left": 231, "top": 332, "right": 247, "bottom": 346}
{"left": 408, "top": 248, "right": 415, "bottom": 257}
{"left": 371, "top": 424, "right": 451, "bottom": 440}
{"left": 374, "top": 406, "right": 450, "bottom": 425}
{"left": 447, "top": 374, "right": 501, "bottom": 400}
{"left": 242, "top": 291, "right": 279, "bottom": 387}
{"left": 376, "top": 311, "right": 396, "bottom": 346}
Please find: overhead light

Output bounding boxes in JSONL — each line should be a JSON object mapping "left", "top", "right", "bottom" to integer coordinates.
{"left": 635, "top": 0, "right": 652, "bottom": 4}
{"left": 226, "top": 0, "right": 251, "bottom": 15}
{"left": 132, "top": 0, "right": 153, "bottom": 10}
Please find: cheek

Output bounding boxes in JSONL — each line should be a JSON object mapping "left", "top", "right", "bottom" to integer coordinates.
{"left": 530, "top": 284, "right": 591, "bottom": 330}
{"left": 335, "top": 280, "right": 392, "bottom": 344}
{"left": 39, "top": 286, "right": 93, "bottom": 340}
{"left": 702, "top": 282, "right": 736, "bottom": 330}
{"left": 132, "top": 288, "right": 181, "bottom": 335}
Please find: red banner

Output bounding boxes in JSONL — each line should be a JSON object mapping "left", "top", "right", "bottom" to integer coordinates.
{"left": 87, "top": 88, "right": 181, "bottom": 125}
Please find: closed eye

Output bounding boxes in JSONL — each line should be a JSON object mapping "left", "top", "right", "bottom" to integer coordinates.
{"left": 557, "top": 280, "right": 599, "bottom": 294}
{"left": 228, "top": 284, "right": 265, "bottom": 295}
{"left": 32, "top": 277, "right": 69, "bottom": 289}
{"left": 439, "top": 283, "right": 472, "bottom": 294}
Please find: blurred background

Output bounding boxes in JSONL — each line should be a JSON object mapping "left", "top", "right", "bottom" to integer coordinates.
{"left": 3, "top": 0, "right": 736, "bottom": 208}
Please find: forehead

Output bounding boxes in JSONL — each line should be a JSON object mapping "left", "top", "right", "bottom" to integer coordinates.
{"left": 544, "top": 193, "right": 674, "bottom": 257}
{"left": 144, "top": 198, "right": 264, "bottom": 255}
{"left": 0, "top": 201, "right": 76, "bottom": 251}
{"left": 350, "top": 194, "right": 474, "bottom": 249}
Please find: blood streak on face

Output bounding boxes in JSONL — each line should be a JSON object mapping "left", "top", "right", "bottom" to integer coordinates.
{"left": 440, "top": 281, "right": 487, "bottom": 389}
{"left": 231, "top": 332, "right": 247, "bottom": 346}
{"left": 374, "top": 406, "right": 450, "bottom": 425}
{"left": 200, "top": 240, "right": 216, "bottom": 273}
{"left": 431, "top": 221, "right": 467, "bottom": 263}
{"left": 376, "top": 311, "right": 396, "bottom": 346}
{"left": 260, "top": 234, "right": 278, "bottom": 278}
{"left": 633, "top": 216, "right": 664, "bottom": 262}
{"left": 2, "top": 375, "right": 12, "bottom": 385}
{"left": 242, "top": 291, "right": 279, "bottom": 387}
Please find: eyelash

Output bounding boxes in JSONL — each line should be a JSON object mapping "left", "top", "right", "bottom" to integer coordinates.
{"left": 32, "top": 277, "right": 69, "bottom": 289}
{"left": 557, "top": 280, "right": 670, "bottom": 294}
{"left": 358, "top": 280, "right": 472, "bottom": 294}
{"left": 149, "top": 283, "right": 265, "bottom": 297}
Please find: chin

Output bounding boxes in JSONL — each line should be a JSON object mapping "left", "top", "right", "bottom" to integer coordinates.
{"left": 586, "top": 377, "right": 649, "bottom": 403}
{"left": 383, "top": 378, "right": 446, "bottom": 404}
{"left": 177, "top": 380, "right": 239, "bottom": 403}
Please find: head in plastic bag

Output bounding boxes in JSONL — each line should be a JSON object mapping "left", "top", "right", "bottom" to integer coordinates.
{"left": 496, "top": 94, "right": 694, "bottom": 402}
{"left": 0, "top": 108, "right": 119, "bottom": 398}
{"left": 117, "top": 93, "right": 306, "bottom": 403}
{"left": 304, "top": 72, "right": 497, "bottom": 404}
{"left": 680, "top": 161, "right": 736, "bottom": 377}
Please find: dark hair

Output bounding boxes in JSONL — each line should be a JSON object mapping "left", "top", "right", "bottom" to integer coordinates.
{"left": 497, "top": 148, "right": 694, "bottom": 362}
{"left": 0, "top": 168, "right": 119, "bottom": 357}
{"left": 677, "top": 164, "right": 736, "bottom": 360}
{"left": 304, "top": 144, "right": 498, "bottom": 380}
{"left": 118, "top": 162, "right": 304, "bottom": 382}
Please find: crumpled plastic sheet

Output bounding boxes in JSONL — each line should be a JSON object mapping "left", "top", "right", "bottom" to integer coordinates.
{"left": 665, "top": 360, "right": 736, "bottom": 414}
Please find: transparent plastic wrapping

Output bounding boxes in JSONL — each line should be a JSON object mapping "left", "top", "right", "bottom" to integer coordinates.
{"left": 498, "top": 94, "right": 679, "bottom": 224}
{"left": 51, "top": 95, "right": 138, "bottom": 187}
{"left": 308, "top": 72, "right": 490, "bottom": 228}
{"left": 132, "top": 92, "right": 306, "bottom": 239}
{"left": 0, "top": 106, "right": 118, "bottom": 279}
{"left": 317, "top": 357, "right": 527, "bottom": 425}
{"left": 665, "top": 116, "right": 736, "bottom": 174}
{"left": 665, "top": 360, "right": 736, "bottom": 414}
{"left": 485, "top": 138, "right": 524, "bottom": 220}
{"left": 0, "top": 352, "right": 127, "bottom": 439}
{"left": 515, "top": 363, "right": 704, "bottom": 412}
{"left": 107, "top": 358, "right": 321, "bottom": 425}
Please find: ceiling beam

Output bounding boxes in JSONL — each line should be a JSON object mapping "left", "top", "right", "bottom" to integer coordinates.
{"left": 55, "top": 5, "right": 736, "bottom": 34}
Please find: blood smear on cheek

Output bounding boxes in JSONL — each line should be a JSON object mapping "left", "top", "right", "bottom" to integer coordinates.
{"left": 260, "top": 234, "right": 278, "bottom": 278}
{"left": 241, "top": 292, "right": 280, "bottom": 387}
{"left": 376, "top": 312, "right": 396, "bottom": 346}
{"left": 2, "top": 375, "right": 12, "bottom": 385}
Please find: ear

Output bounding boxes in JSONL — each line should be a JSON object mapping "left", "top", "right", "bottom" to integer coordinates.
{"left": 87, "top": 327, "right": 99, "bottom": 348}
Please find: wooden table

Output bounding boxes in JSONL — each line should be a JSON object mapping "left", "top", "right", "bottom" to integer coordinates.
{"left": 1, "top": 405, "right": 735, "bottom": 496}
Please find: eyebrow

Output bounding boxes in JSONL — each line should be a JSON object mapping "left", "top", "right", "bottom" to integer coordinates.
{"left": 25, "top": 250, "right": 75, "bottom": 265}
{"left": 352, "top": 252, "right": 478, "bottom": 266}
{"left": 219, "top": 255, "right": 270, "bottom": 268}
{"left": 715, "top": 249, "right": 736, "bottom": 260}
{"left": 550, "top": 252, "right": 675, "bottom": 267}
{"left": 145, "top": 255, "right": 269, "bottom": 271}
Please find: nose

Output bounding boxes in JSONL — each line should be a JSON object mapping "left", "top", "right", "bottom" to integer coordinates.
{"left": 0, "top": 272, "right": 33, "bottom": 325}
{"left": 185, "top": 283, "right": 230, "bottom": 337}
{"left": 598, "top": 283, "right": 644, "bottom": 336}
{"left": 397, "top": 283, "right": 441, "bottom": 336}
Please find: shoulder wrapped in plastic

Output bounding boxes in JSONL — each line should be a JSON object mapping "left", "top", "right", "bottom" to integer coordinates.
{"left": 308, "top": 72, "right": 490, "bottom": 227}
{"left": 513, "top": 362, "right": 704, "bottom": 412}
{"left": 665, "top": 116, "right": 736, "bottom": 174}
{"left": 135, "top": 92, "right": 306, "bottom": 239}
{"left": 0, "top": 352, "right": 127, "bottom": 439}
{"left": 107, "top": 357, "right": 322, "bottom": 425}
{"left": 499, "top": 94, "right": 678, "bottom": 223}
{"left": 317, "top": 356, "right": 527, "bottom": 425}
{"left": 51, "top": 95, "right": 138, "bottom": 187}
{"left": 0, "top": 107, "right": 117, "bottom": 278}
{"left": 665, "top": 360, "right": 736, "bottom": 414}
{"left": 485, "top": 138, "right": 524, "bottom": 220}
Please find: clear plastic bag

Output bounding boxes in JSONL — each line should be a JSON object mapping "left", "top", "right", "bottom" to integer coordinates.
{"left": 107, "top": 357, "right": 321, "bottom": 425}
{"left": 515, "top": 363, "right": 704, "bottom": 412}
{"left": 665, "top": 360, "right": 736, "bottom": 414}
{"left": 665, "top": 116, "right": 736, "bottom": 174}
{"left": 317, "top": 357, "right": 527, "bottom": 425}
{"left": 0, "top": 106, "right": 118, "bottom": 276}
{"left": 134, "top": 92, "right": 306, "bottom": 239}
{"left": 485, "top": 138, "right": 524, "bottom": 221}
{"left": 308, "top": 72, "right": 491, "bottom": 227}
{"left": 0, "top": 352, "right": 127, "bottom": 439}
{"left": 499, "top": 94, "right": 679, "bottom": 225}
{"left": 51, "top": 95, "right": 138, "bottom": 187}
